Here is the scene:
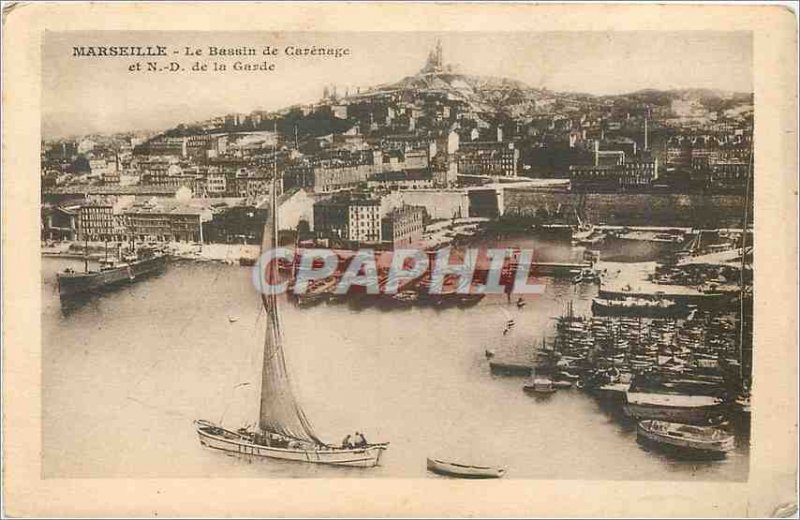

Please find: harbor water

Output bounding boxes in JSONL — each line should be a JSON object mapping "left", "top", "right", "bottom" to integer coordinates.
{"left": 42, "top": 238, "right": 749, "bottom": 480}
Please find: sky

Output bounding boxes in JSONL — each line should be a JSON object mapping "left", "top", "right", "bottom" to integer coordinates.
{"left": 42, "top": 31, "right": 752, "bottom": 139}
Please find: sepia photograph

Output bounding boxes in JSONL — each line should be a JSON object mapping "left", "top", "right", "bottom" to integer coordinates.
{"left": 3, "top": 2, "right": 797, "bottom": 517}
{"left": 40, "top": 29, "right": 755, "bottom": 479}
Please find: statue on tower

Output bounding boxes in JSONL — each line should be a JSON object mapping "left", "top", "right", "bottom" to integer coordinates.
{"left": 421, "top": 39, "right": 445, "bottom": 74}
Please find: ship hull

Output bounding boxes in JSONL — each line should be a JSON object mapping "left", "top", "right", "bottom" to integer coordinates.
{"left": 598, "top": 288, "right": 726, "bottom": 307}
{"left": 489, "top": 361, "right": 532, "bottom": 376}
{"left": 195, "top": 423, "right": 387, "bottom": 468}
{"left": 591, "top": 299, "right": 691, "bottom": 319}
{"left": 590, "top": 383, "right": 630, "bottom": 403}
{"left": 57, "top": 255, "right": 167, "bottom": 298}
{"left": 623, "top": 402, "right": 724, "bottom": 425}
{"left": 636, "top": 421, "right": 734, "bottom": 459}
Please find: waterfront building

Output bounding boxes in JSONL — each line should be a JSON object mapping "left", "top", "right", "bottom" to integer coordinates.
{"left": 203, "top": 205, "right": 267, "bottom": 244}
{"left": 381, "top": 205, "right": 426, "bottom": 248}
{"left": 569, "top": 159, "right": 659, "bottom": 190}
{"left": 313, "top": 193, "right": 384, "bottom": 244}
{"left": 77, "top": 203, "right": 115, "bottom": 241}
{"left": 123, "top": 199, "right": 213, "bottom": 242}
{"left": 383, "top": 189, "right": 469, "bottom": 221}
{"left": 692, "top": 160, "right": 751, "bottom": 190}
{"left": 42, "top": 206, "right": 78, "bottom": 241}
{"left": 346, "top": 197, "right": 383, "bottom": 243}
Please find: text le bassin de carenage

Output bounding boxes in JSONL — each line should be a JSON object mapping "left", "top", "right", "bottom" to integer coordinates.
{"left": 71, "top": 44, "right": 352, "bottom": 73}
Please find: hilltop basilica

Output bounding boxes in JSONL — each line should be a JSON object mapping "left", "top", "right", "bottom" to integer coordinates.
{"left": 420, "top": 39, "right": 453, "bottom": 75}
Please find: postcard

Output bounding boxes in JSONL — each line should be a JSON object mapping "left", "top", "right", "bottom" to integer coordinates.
{"left": 2, "top": 2, "right": 797, "bottom": 517}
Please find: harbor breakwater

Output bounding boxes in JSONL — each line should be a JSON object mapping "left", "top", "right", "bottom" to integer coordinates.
{"left": 503, "top": 188, "right": 750, "bottom": 228}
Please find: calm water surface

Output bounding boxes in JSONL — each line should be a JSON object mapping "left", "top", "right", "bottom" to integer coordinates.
{"left": 42, "top": 238, "right": 748, "bottom": 480}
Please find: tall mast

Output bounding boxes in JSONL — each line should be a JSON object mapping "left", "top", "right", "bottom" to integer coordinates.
{"left": 255, "top": 118, "right": 321, "bottom": 444}
{"left": 737, "top": 146, "right": 753, "bottom": 384}
{"left": 273, "top": 120, "right": 279, "bottom": 244}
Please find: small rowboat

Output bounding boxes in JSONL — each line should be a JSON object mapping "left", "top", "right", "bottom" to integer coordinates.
{"left": 427, "top": 458, "right": 506, "bottom": 479}
{"left": 523, "top": 377, "right": 557, "bottom": 395}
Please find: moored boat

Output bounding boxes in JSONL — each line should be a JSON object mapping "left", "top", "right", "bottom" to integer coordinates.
{"left": 591, "top": 297, "right": 692, "bottom": 319}
{"left": 57, "top": 249, "right": 167, "bottom": 299}
{"left": 426, "top": 457, "right": 506, "bottom": 479}
{"left": 572, "top": 268, "right": 601, "bottom": 285}
{"left": 623, "top": 373, "right": 726, "bottom": 425}
{"left": 488, "top": 360, "right": 532, "bottom": 376}
{"left": 593, "top": 382, "right": 631, "bottom": 403}
{"left": 294, "top": 275, "right": 338, "bottom": 307}
{"left": 388, "top": 290, "right": 419, "bottom": 308}
{"left": 523, "top": 377, "right": 557, "bottom": 395}
{"left": 636, "top": 419, "right": 735, "bottom": 459}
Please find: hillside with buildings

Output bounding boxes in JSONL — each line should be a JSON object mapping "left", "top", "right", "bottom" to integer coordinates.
{"left": 41, "top": 40, "right": 753, "bottom": 250}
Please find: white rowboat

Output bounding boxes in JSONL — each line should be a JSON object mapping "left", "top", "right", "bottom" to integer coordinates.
{"left": 427, "top": 458, "right": 506, "bottom": 479}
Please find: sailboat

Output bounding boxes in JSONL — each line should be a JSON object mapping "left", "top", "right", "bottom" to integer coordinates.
{"left": 195, "top": 133, "right": 388, "bottom": 467}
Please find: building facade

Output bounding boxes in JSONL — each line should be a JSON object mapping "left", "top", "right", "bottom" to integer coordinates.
{"left": 569, "top": 158, "right": 659, "bottom": 190}
{"left": 381, "top": 205, "right": 425, "bottom": 247}
{"left": 77, "top": 204, "right": 115, "bottom": 241}
{"left": 123, "top": 203, "right": 211, "bottom": 242}
{"left": 456, "top": 141, "right": 519, "bottom": 177}
{"left": 313, "top": 194, "right": 384, "bottom": 244}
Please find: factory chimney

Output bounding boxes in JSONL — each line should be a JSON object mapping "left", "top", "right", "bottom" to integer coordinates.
{"left": 594, "top": 140, "right": 599, "bottom": 166}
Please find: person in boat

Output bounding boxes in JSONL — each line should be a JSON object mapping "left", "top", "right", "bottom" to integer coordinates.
{"left": 354, "top": 432, "right": 368, "bottom": 448}
{"left": 341, "top": 433, "right": 353, "bottom": 448}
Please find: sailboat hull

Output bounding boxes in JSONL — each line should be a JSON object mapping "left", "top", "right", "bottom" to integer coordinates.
{"left": 195, "top": 422, "right": 388, "bottom": 468}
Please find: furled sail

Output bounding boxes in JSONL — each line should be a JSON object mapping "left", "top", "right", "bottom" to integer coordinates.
{"left": 256, "top": 155, "right": 322, "bottom": 445}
